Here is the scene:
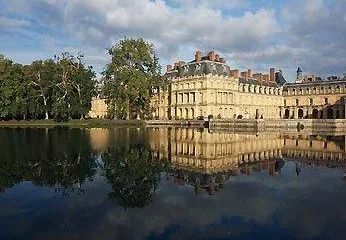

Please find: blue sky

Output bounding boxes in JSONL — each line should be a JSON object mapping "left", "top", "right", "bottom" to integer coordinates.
{"left": 1, "top": 0, "right": 346, "bottom": 81}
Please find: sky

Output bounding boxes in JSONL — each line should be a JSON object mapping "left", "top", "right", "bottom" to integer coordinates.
{"left": 0, "top": 0, "right": 346, "bottom": 81}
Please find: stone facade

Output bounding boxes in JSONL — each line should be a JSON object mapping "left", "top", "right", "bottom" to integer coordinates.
{"left": 282, "top": 81, "right": 346, "bottom": 119}
{"left": 88, "top": 97, "right": 107, "bottom": 118}
{"left": 152, "top": 51, "right": 284, "bottom": 120}
{"left": 89, "top": 51, "right": 346, "bottom": 120}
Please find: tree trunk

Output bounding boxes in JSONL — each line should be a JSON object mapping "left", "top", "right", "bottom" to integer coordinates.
{"left": 43, "top": 96, "right": 49, "bottom": 120}
{"left": 126, "top": 100, "right": 130, "bottom": 120}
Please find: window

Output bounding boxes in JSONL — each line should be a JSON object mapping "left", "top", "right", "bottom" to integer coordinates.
{"left": 324, "top": 98, "right": 328, "bottom": 104}
{"left": 309, "top": 98, "right": 313, "bottom": 105}
{"left": 284, "top": 99, "right": 286, "bottom": 106}
{"left": 295, "top": 99, "right": 299, "bottom": 106}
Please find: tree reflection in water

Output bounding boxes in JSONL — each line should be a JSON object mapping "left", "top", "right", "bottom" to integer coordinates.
{"left": 102, "top": 145, "right": 169, "bottom": 209}
{"left": 167, "top": 169, "right": 233, "bottom": 195}
{"left": 0, "top": 127, "right": 97, "bottom": 195}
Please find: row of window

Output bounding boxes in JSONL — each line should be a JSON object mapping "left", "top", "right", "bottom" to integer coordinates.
{"left": 285, "top": 85, "right": 346, "bottom": 95}
{"left": 285, "top": 98, "right": 330, "bottom": 106}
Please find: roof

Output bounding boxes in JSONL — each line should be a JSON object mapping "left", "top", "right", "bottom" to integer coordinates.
{"left": 164, "top": 60, "right": 232, "bottom": 79}
{"left": 239, "top": 77, "right": 278, "bottom": 87}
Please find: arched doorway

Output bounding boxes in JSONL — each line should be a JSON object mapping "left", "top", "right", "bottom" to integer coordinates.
{"left": 319, "top": 110, "right": 324, "bottom": 119}
{"left": 224, "top": 108, "right": 228, "bottom": 118}
{"left": 336, "top": 110, "right": 340, "bottom": 119}
{"left": 327, "top": 108, "right": 333, "bottom": 119}
{"left": 191, "top": 108, "right": 195, "bottom": 119}
{"left": 284, "top": 109, "right": 290, "bottom": 119}
{"left": 255, "top": 109, "right": 259, "bottom": 119}
{"left": 185, "top": 108, "right": 189, "bottom": 119}
{"left": 298, "top": 109, "right": 304, "bottom": 119}
{"left": 312, "top": 109, "right": 319, "bottom": 119}
{"left": 179, "top": 108, "right": 183, "bottom": 118}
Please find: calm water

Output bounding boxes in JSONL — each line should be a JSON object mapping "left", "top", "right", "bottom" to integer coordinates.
{"left": 0, "top": 127, "right": 346, "bottom": 240}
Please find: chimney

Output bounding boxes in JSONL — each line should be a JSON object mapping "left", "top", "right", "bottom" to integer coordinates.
{"left": 270, "top": 68, "right": 275, "bottom": 82}
{"left": 215, "top": 54, "right": 220, "bottom": 62}
{"left": 247, "top": 69, "right": 252, "bottom": 78}
{"left": 231, "top": 69, "right": 239, "bottom": 78}
{"left": 207, "top": 51, "right": 215, "bottom": 61}
{"left": 166, "top": 64, "right": 173, "bottom": 72}
{"left": 219, "top": 58, "right": 225, "bottom": 63}
{"left": 195, "top": 50, "right": 201, "bottom": 62}
{"left": 240, "top": 71, "right": 248, "bottom": 79}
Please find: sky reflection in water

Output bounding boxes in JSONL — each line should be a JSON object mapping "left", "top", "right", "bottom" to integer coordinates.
{"left": 0, "top": 127, "right": 345, "bottom": 240}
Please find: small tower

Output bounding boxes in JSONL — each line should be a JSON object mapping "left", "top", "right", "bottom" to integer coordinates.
{"left": 296, "top": 67, "right": 303, "bottom": 83}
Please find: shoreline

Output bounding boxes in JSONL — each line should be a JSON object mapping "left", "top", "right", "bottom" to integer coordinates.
{"left": 0, "top": 119, "right": 146, "bottom": 128}
{"left": 1, "top": 119, "right": 346, "bottom": 133}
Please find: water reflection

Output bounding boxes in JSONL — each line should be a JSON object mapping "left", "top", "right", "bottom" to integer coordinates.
{"left": 0, "top": 128, "right": 97, "bottom": 195}
{"left": 1, "top": 127, "right": 346, "bottom": 239}
{"left": 102, "top": 144, "right": 169, "bottom": 209}
{"left": 1, "top": 127, "right": 345, "bottom": 198}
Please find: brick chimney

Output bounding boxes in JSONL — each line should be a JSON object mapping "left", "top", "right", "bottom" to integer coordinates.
{"left": 270, "top": 68, "right": 275, "bottom": 82}
{"left": 215, "top": 54, "right": 220, "bottom": 62}
{"left": 195, "top": 50, "right": 201, "bottom": 62}
{"left": 247, "top": 69, "right": 252, "bottom": 78}
{"left": 231, "top": 69, "right": 239, "bottom": 78}
{"left": 240, "top": 71, "right": 248, "bottom": 79}
{"left": 166, "top": 64, "right": 173, "bottom": 72}
{"left": 207, "top": 51, "right": 215, "bottom": 61}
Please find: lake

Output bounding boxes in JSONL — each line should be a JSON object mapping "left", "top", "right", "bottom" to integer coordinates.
{"left": 0, "top": 127, "right": 346, "bottom": 240}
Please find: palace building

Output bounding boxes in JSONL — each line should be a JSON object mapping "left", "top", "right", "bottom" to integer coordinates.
{"left": 89, "top": 50, "right": 346, "bottom": 120}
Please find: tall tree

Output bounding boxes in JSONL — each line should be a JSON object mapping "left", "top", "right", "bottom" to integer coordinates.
{"left": 24, "top": 59, "right": 57, "bottom": 119}
{"left": 103, "top": 38, "right": 166, "bottom": 119}
{"left": 52, "top": 52, "right": 96, "bottom": 120}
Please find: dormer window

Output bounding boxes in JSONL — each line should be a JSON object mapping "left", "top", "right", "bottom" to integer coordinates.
{"left": 195, "top": 63, "right": 201, "bottom": 74}
{"left": 183, "top": 65, "right": 189, "bottom": 74}
{"left": 211, "top": 63, "right": 217, "bottom": 74}
{"left": 222, "top": 65, "right": 227, "bottom": 76}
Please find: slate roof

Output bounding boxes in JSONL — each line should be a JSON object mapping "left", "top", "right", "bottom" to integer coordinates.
{"left": 164, "top": 61, "right": 232, "bottom": 79}
{"left": 239, "top": 77, "right": 278, "bottom": 87}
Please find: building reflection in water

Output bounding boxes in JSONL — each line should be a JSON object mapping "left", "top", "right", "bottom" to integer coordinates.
{"left": 146, "top": 128, "right": 346, "bottom": 195}
{"left": 86, "top": 127, "right": 346, "bottom": 196}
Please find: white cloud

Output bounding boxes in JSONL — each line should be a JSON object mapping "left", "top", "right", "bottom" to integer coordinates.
{"left": 0, "top": 17, "right": 30, "bottom": 29}
{"left": 1, "top": 0, "right": 345, "bottom": 80}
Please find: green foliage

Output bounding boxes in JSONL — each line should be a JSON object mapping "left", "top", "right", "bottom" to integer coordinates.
{"left": 103, "top": 38, "right": 166, "bottom": 119}
{"left": 0, "top": 53, "right": 96, "bottom": 121}
{"left": 102, "top": 144, "right": 169, "bottom": 209}
{"left": 0, "top": 128, "right": 97, "bottom": 194}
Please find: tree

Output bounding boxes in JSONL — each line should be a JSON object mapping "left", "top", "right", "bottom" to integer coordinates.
{"left": 24, "top": 59, "right": 57, "bottom": 119}
{"left": 102, "top": 145, "right": 169, "bottom": 209}
{"left": 52, "top": 52, "right": 96, "bottom": 120}
{"left": 0, "top": 55, "right": 27, "bottom": 120}
{"left": 103, "top": 38, "right": 166, "bottom": 119}
{"left": 0, "top": 52, "right": 96, "bottom": 121}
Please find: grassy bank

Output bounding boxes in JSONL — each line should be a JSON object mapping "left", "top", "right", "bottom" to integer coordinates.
{"left": 0, "top": 119, "right": 146, "bottom": 128}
